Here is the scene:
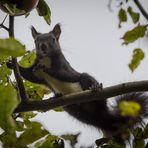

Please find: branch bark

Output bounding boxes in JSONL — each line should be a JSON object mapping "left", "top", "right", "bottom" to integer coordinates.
{"left": 9, "top": 16, "right": 28, "bottom": 103}
{"left": 134, "top": 0, "right": 148, "bottom": 21}
{"left": 14, "top": 80, "right": 148, "bottom": 113}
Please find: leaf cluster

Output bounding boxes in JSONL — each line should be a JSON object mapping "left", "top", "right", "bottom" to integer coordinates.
{"left": 117, "top": 1, "right": 148, "bottom": 72}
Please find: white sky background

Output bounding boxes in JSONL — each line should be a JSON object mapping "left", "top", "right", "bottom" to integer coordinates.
{"left": 0, "top": 0, "right": 148, "bottom": 147}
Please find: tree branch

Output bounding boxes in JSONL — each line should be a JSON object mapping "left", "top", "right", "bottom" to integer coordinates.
{"left": 14, "top": 80, "right": 148, "bottom": 113}
{"left": 9, "top": 16, "right": 28, "bottom": 103}
{"left": 134, "top": 0, "right": 148, "bottom": 21}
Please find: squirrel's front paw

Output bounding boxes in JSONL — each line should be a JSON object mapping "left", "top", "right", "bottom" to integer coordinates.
{"left": 6, "top": 60, "right": 13, "bottom": 69}
{"left": 33, "top": 64, "right": 43, "bottom": 72}
{"left": 89, "top": 83, "right": 103, "bottom": 92}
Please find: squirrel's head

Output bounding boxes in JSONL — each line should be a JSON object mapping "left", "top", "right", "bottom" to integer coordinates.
{"left": 31, "top": 24, "right": 61, "bottom": 57}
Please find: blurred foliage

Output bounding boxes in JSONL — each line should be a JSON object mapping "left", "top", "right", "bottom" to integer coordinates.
{"left": 61, "top": 133, "right": 80, "bottom": 148}
{"left": 35, "top": 135, "right": 65, "bottom": 148}
{"left": 119, "top": 101, "right": 141, "bottom": 117}
{"left": 0, "top": 38, "right": 26, "bottom": 57}
{"left": 19, "top": 51, "right": 36, "bottom": 67}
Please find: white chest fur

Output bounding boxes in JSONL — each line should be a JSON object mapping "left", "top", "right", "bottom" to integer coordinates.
{"left": 34, "top": 56, "right": 82, "bottom": 94}
{"left": 40, "top": 71, "right": 82, "bottom": 94}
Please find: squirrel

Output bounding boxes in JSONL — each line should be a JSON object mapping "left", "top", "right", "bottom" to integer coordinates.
{"left": 7, "top": 24, "right": 148, "bottom": 145}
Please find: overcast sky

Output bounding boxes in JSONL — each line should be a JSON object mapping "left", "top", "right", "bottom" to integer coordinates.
{"left": 0, "top": 0, "right": 148, "bottom": 147}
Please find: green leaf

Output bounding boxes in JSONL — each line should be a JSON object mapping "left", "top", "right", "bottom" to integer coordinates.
{"left": 35, "top": 135, "right": 64, "bottom": 148}
{"left": 0, "top": 38, "right": 26, "bottom": 57}
{"left": 133, "top": 127, "right": 143, "bottom": 139}
{"left": 54, "top": 107, "right": 64, "bottom": 112}
{"left": 0, "top": 84, "right": 18, "bottom": 130}
{"left": 0, "top": 55, "right": 10, "bottom": 63}
{"left": 16, "top": 121, "right": 24, "bottom": 132}
{"left": 143, "top": 124, "right": 148, "bottom": 139}
{"left": 24, "top": 81, "right": 50, "bottom": 101}
{"left": 128, "top": 48, "right": 144, "bottom": 72}
{"left": 122, "top": 25, "right": 147, "bottom": 45}
{"left": 21, "top": 112, "right": 37, "bottom": 120}
{"left": 118, "top": 8, "right": 127, "bottom": 28}
{"left": 61, "top": 133, "right": 80, "bottom": 147}
{"left": 0, "top": 132, "right": 17, "bottom": 148}
{"left": 19, "top": 51, "right": 36, "bottom": 67}
{"left": 127, "top": 6, "right": 140, "bottom": 24}
{"left": 133, "top": 139, "right": 145, "bottom": 148}
{"left": 96, "top": 138, "right": 110, "bottom": 146}
{"left": 0, "top": 63, "right": 12, "bottom": 84}
{"left": 18, "top": 121, "right": 49, "bottom": 146}
{"left": 36, "top": 0, "right": 51, "bottom": 25}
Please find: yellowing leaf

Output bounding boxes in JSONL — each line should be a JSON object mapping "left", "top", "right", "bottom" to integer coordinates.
{"left": 122, "top": 25, "right": 147, "bottom": 45}
{"left": 0, "top": 38, "right": 26, "bottom": 57}
{"left": 128, "top": 48, "right": 144, "bottom": 72}
{"left": 119, "top": 101, "right": 141, "bottom": 117}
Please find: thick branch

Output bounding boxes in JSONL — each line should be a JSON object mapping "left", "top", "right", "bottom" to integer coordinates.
{"left": 14, "top": 80, "right": 148, "bottom": 113}
{"left": 9, "top": 16, "right": 28, "bottom": 103}
{"left": 134, "top": 0, "right": 148, "bottom": 21}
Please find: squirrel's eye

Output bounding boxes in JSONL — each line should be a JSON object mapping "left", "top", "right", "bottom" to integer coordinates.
{"left": 51, "top": 37, "right": 56, "bottom": 43}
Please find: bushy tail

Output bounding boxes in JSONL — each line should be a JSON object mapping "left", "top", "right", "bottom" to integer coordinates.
{"left": 105, "top": 92, "right": 148, "bottom": 142}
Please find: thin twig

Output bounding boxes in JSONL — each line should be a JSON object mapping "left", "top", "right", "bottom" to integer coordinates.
{"left": 1, "top": 14, "right": 8, "bottom": 24}
{"left": 0, "top": 14, "right": 9, "bottom": 31}
{"left": 0, "top": 24, "right": 9, "bottom": 31}
{"left": 14, "top": 80, "right": 148, "bottom": 113}
{"left": 134, "top": 0, "right": 148, "bottom": 21}
{"left": 107, "top": 0, "right": 113, "bottom": 12}
{"left": 9, "top": 16, "right": 28, "bottom": 103}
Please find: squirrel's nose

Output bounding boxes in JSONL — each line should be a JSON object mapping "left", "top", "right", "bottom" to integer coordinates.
{"left": 39, "top": 43, "right": 48, "bottom": 53}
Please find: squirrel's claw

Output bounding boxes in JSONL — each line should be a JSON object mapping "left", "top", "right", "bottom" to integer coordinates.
{"left": 89, "top": 83, "right": 103, "bottom": 92}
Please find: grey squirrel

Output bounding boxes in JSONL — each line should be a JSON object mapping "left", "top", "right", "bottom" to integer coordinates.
{"left": 7, "top": 24, "right": 148, "bottom": 144}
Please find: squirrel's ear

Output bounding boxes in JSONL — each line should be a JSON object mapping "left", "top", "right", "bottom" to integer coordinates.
{"left": 31, "top": 26, "right": 40, "bottom": 39}
{"left": 52, "top": 24, "right": 61, "bottom": 40}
